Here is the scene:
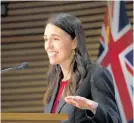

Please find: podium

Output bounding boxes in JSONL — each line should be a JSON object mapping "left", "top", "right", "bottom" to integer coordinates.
{"left": 1, "top": 113, "right": 68, "bottom": 123}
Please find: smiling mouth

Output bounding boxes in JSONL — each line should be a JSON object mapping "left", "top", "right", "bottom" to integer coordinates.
{"left": 48, "top": 52, "right": 59, "bottom": 57}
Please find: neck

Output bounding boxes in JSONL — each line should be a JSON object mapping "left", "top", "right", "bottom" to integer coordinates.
{"left": 60, "top": 62, "right": 71, "bottom": 81}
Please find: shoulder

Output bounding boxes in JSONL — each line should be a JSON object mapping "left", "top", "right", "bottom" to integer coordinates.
{"left": 87, "top": 63, "right": 115, "bottom": 94}
{"left": 87, "top": 63, "right": 112, "bottom": 79}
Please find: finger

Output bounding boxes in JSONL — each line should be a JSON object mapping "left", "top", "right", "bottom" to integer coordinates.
{"left": 65, "top": 96, "right": 90, "bottom": 107}
{"left": 65, "top": 97, "right": 86, "bottom": 107}
{"left": 73, "top": 96, "right": 90, "bottom": 102}
{"left": 71, "top": 97, "right": 95, "bottom": 109}
{"left": 64, "top": 97, "right": 74, "bottom": 102}
{"left": 65, "top": 98, "right": 80, "bottom": 107}
{"left": 73, "top": 97, "right": 93, "bottom": 104}
{"left": 66, "top": 100, "right": 78, "bottom": 106}
{"left": 65, "top": 96, "right": 75, "bottom": 100}
{"left": 65, "top": 96, "right": 79, "bottom": 103}
{"left": 72, "top": 97, "right": 84, "bottom": 102}
{"left": 66, "top": 96, "right": 85, "bottom": 102}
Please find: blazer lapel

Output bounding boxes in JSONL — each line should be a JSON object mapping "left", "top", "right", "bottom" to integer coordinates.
{"left": 56, "top": 82, "right": 83, "bottom": 113}
{"left": 47, "top": 82, "right": 60, "bottom": 113}
{"left": 57, "top": 97, "right": 66, "bottom": 113}
{"left": 56, "top": 80, "right": 84, "bottom": 113}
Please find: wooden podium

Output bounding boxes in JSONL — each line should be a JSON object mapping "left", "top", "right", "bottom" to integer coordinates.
{"left": 1, "top": 113, "right": 68, "bottom": 123}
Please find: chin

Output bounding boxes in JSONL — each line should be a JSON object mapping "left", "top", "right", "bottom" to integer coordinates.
{"left": 50, "top": 62, "right": 57, "bottom": 65}
{"left": 49, "top": 60, "right": 58, "bottom": 65}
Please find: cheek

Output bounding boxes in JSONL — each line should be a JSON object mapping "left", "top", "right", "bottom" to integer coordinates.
{"left": 58, "top": 45, "right": 72, "bottom": 58}
{"left": 44, "top": 42, "right": 47, "bottom": 51}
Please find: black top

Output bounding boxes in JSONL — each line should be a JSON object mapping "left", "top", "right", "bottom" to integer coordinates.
{"left": 44, "top": 63, "right": 121, "bottom": 123}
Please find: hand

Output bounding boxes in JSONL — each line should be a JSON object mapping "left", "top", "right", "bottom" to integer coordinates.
{"left": 64, "top": 96, "right": 98, "bottom": 114}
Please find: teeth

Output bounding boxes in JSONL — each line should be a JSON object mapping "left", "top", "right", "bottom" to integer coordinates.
{"left": 48, "top": 52, "right": 57, "bottom": 57}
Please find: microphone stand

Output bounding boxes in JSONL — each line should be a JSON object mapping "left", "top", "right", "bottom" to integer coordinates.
{"left": 1, "top": 62, "right": 28, "bottom": 73}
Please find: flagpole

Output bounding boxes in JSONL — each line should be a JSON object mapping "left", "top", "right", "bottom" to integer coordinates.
{"left": 106, "top": 1, "right": 111, "bottom": 44}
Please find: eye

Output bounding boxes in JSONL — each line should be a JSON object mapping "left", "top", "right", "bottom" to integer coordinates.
{"left": 54, "top": 38, "right": 59, "bottom": 41}
{"left": 43, "top": 36, "right": 48, "bottom": 42}
{"left": 44, "top": 39, "right": 48, "bottom": 42}
{"left": 53, "top": 37, "right": 60, "bottom": 41}
{"left": 44, "top": 38, "right": 48, "bottom": 42}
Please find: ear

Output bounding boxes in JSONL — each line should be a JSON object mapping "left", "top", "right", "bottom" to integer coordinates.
{"left": 72, "top": 37, "right": 77, "bottom": 49}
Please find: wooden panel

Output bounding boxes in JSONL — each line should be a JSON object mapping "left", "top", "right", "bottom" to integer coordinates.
{"left": 2, "top": 100, "right": 42, "bottom": 107}
{"left": 2, "top": 94, "right": 43, "bottom": 101}
{"left": 2, "top": 80, "right": 47, "bottom": 88}
{"left": 1, "top": 87, "right": 47, "bottom": 94}
{"left": 1, "top": 121, "right": 59, "bottom": 123}
{"left": 8, "top": 2, "right": 106, "bottom": 15}
{"left": 1, "top": 106, "right": 42, "bottom": 112}
{"left": 8, "top": 1, "right": 77, "bottom": 9}
{"left": 1, "top": 55, "right": 47, "bottom": 63}
{"left": 1, "top": 73, "right": 47, "bottom": 81}
{"left": 1, "top": 113, "right": 68, "bottom": 121}
{"left": 1, "top": 48, "right": 44, "bottom": 56}
{"left": 1, "top": 35, "right": 42, "bottom": 42}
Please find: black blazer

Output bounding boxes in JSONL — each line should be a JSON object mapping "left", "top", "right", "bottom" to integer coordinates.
{"left": 44, "top": 63, "right": 121, "bottom": 123}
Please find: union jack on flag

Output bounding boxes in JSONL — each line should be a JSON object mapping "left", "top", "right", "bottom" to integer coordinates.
{"left": 97, "top": 1, "right": 133, "bottom": 123}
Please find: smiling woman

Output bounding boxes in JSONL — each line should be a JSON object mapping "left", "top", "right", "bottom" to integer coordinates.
{"left": 44, "top": 23, "right": 75, "bottom": 66}
{"left": 43, "top": 13, "right": 121, "bottom": 123}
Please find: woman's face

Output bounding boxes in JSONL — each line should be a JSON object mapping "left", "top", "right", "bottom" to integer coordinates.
{"left": 44, "top": 23, "right": 75, "bottom": 66}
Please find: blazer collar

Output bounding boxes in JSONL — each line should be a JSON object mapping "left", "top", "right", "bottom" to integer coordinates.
{"left": 47, "top": 81, "right": 60, "bottom": 113}
{"left": 57, "top": 98, "right": 66, "bottom": 113}
{"left": 55, "top": 80, "right": 84, "bottom": 113}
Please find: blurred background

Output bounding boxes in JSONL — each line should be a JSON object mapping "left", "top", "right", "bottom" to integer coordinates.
{"left": 1, "top": 1, "right": 133, "bottom": 113}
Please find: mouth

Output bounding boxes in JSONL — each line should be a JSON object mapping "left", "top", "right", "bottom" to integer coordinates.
{"left": 48, "top": 51, "right": 59, "bottom": 58}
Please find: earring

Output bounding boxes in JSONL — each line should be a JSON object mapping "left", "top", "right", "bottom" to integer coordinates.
{"left": 72, "top": 49, "right": 75, "bottom": 56}
{"left": 70, "top": 49, "right": 75, "bottom": 60}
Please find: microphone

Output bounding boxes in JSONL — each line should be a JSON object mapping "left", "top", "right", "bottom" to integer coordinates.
{"left": 1, "top": 62, "right": 28, "bottom": 73}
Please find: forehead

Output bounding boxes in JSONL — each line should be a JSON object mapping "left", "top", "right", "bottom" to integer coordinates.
{"left": 44, "top": 23, "right": 70, "bottom": 38}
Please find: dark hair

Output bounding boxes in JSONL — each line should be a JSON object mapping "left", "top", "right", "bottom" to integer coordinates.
{"left": 44, "top": 13, "right": 92, "bottom": 104}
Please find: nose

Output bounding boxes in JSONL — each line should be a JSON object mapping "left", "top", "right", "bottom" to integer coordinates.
{"left": 45, "top": 39, "right": 54, "bottom": 50}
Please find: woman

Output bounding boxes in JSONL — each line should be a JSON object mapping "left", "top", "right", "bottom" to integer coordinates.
{"left": 43, "top": 13, "right": 121, "bottom": 123}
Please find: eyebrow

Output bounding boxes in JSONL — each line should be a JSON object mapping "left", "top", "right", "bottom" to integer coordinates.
{"left": 44, "top": 34, "right": 61, "bottom": 38}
